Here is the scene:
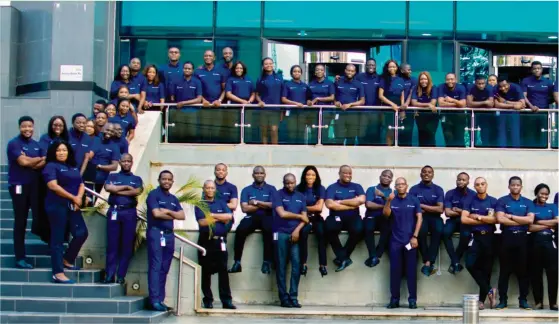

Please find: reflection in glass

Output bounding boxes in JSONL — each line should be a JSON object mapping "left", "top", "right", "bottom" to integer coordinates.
{"left": 408, "top": 41, "right": 454, "bottom": 84}
{"left": 128, "top": 39, "right": 212, "bottom": 73}
{"left": 167, "top": 107, "right": 241, "bottom": 144}
{"left": 408, "top": 1, "right": 453, "bottom": 39}
{"left": 474, "top": 111, "right": 549, "bottom": 149}
{"left": 320, "top": 108, "right": 395, "bottom": 146}
{"left": 460, "top": 45, "right": 489, "bottom": 84}
{"left": 216, "top": 1, "right": 261, "bottom": 37}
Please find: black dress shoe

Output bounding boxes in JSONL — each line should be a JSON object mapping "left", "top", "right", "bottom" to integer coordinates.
{"left": 228, "top": 261, "right": 242, "bottom": 273}
{"left": 300, "top": 265, "right": 308, "bottom": 276}
{"left": 319, "top": 266, "right": 328, "bottom": 277}
{"left": 161, "top": 302, "right": 173, "bottom": 311}
{"left": 116, "top": 277, "right": 125, "bottom": 285}
{"left": 280, "top": 301, "right": 293, "bottom": 308}
{"left": 203, "top": 301, "right": 214, "bottom": 309}
{"left": 261, "top": 261, "right": 271, "bottom": 274}
{"left": 101, "top": 277, "right": 115, "bottom": 284}
{"left": 333, "top": 258, "right": 341, "bottom": 266}
{"left": 335, "top": 259, "right": 353, "bottom": 272}
{"left": 222, "top": 301, "right": 237, "bottom": 309}
{"left": 387, "top": 302, "right": 400, "bottom": 309}
{"left": 550, "top": 305, "right": 558, "bottom": 311}
{"left": 15, "top": 260, "right": 34, "bottom": 269}
{"left": 409, "top": 301, "right": 417, "bottom": 309}
{"left": 290, "top": 300, "right": 302, "bottom": 308}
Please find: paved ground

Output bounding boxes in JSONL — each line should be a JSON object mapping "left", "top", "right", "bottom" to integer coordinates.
{"left": 162, "top": 317, "right": 537, "bottom": 324}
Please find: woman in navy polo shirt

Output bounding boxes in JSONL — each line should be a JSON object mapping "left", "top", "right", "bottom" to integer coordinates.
{"left": 487, "top": 74, "right": 498, "bottom": 88}
{"left": 529, "top": 183, "right": 558, "bottom": 310}
{"left": 105, "top": 104, "right": 117, "bottom": 118}
{"left": 256, "top": 57, "right": 283, "bottom": 144}
{"left": 109, "top": 98, "right": 137, "bottom": 143}
{"left": 110, "top": 64, "right": 142, "bottom": 107}
{"left": 139, "top": 64, "right": 165, "bottom": 113}
{"left": 282, "top": 65, "right": 311, "bottom": 143}
{"left": 85, "top": 119, "right": 96, "bottom": 137}
{"left": 411, "top": 71, "right": 439, "bottom": 147}
{"left": 90, "top": 126, "right": 120, "bottom": 193}
{"left": 226, "top": 61, "right": 255, "bottom": 104}
{"left": 42, "top": 141, "right": 88, "bottom": 283}
{"left": 111, "top": 86, "right": 139, "bottom": 125}
{"left": 39, "top": 116, "right": 69, "bottom": 156}
{"left": 378, "top": 60, "right": 409, "bottom": 146}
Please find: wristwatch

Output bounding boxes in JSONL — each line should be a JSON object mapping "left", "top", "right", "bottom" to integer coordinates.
{"left": 252, "top": 200, "right": 258, "bottom": 206}
{"left": 477, "top": 216, "right": 481, "bottom": 221}
{"left": 509, "top": 214, "right": 513, "bottom": 220}
{"left": 412, "top": 235, "right": 418, "bottom": 239}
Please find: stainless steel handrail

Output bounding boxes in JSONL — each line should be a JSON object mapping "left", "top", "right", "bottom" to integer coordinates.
{"left": 84, "top": 187, "right": 207, "bottom": 256}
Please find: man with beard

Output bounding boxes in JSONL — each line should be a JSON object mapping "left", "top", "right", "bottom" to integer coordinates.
{"left": 334, "top": 64, "right": 365, "bottom": 146}
{"left": 159, "top": 47, "right": 182, "bottom": 102}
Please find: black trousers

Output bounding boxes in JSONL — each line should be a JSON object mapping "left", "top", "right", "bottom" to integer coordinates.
{"left": 441, "top": 111, "right": 469, "bottom": 147}
{"left": 198, "top": 235, "right": 232, "bottom": 304}
{"left": 465, "top": 232, "right": 494, "bottom": 303}
{"left": 363, "top": 215, "right": 391, "bottom": 259}
{"left": 530, "top": 232, "right": 558, "bottom": 306}
{"left": 233, "top": 215, "right": 273, "bottom": 263}
{"left": 397, "top": 111, "right": 415, "bottom": 147}
{"left": 415, "top": 112, "right": 440, "bottom": 147}
{"left": 325, "top": 214, "right": 363, "bottom": 261}
{"left": 9, "top": 182, "right": 40, "bottom": 261}
{"left": 442, "top": 218, "right": 471, "bottom": 265}
{"left": 498, "top": 231, "right": 529, "bottom": 302}
{"left": 418, "top": 214, "right": 443, "bottom": 264}
{"left": 299, "top": 215, "right": 327, "bottom": 266}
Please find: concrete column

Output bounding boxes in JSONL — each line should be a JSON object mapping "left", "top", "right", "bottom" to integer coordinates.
{"left": 0, "top": 6, "right": 20, "bottom": 97}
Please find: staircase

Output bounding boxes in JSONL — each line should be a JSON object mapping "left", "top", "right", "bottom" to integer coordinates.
{"left": 0, "top": 165, "right": 170, "bottom": 323}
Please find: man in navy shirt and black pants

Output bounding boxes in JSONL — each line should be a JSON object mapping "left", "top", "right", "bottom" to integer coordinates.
{"left": 195, "top": 180, "right": 236, "bottom": 310}
{"left": 521, "top": 61, "right": 554, "bottom": 148}
{"left": 383, "top": 177, "right": 422, "bottom": 309}
{"left": 466, "top": 75, "right": 495, "bottom": 147}
{"left": 494, "top": 78, "right": 525, "bottom": 148}
{"left": 272, "top": 174, "right": 309, "bottom": 308}
{"left": 334, "top": 64, "right": 365, "bottom": 146}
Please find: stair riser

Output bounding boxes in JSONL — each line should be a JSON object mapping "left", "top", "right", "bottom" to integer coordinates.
{"left": 0, "top": 209, "right": 16, "bottom": 219}
{"left": 0, "top": 191, "right": 10, "bottom": 200}
{"left": 0, "top": 229, "right": 39, "bottom": 240}
{"left": 0, "top": 243, "right": 50, "bottom": 256}
{"left": 0, "top": 255, "right": 83, "bottom": 268}
{"left": 0, "top": 269, "right": 101, "bottom": 283}
{"left": 0, "top": 312, "right": 169, "bottom": 324}
{"left": 1, "top": 200, "right": 12, "bottom": 210}
{"left": 0, "top": 283, "right": 125, "bottom": 298}
{"left": 0, "top": 219, "right": 31, "bottom": 229}
{"left": 0, "top": 298, "right": 146, "bottom": 314}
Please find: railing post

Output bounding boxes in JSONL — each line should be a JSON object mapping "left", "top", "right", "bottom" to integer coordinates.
{"left": 463, "top": 294, "right": 479, "bottom": 324}
{"left": 240, "top": 106, "right": 245, "bottom": 145}
{"left": 389, "top": 110, "right": 404, "bottom": 147}
{"left": 469, "top": 109, "right": 475, "bottom": 148}
{"left": 164, "top": 105, "right": 169, "bottom": 143}
{"left": 317, "top": 106, "right": 323, "bottom": 145}
{"left": 547, "top": 111, "right": 552, "bottom": 150}
{"left": 176, "top": 245, "right": 184, "bottom": 316}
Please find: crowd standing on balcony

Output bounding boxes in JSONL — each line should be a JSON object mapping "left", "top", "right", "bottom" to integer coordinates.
{"left": 5, "top": 45, "right": 558, "bottom": 313}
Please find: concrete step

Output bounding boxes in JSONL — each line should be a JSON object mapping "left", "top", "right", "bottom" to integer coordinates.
{"left": 1, "top": 190, "right": 10, "bottom": 200}
{"left": 0, "top": 208, "right": 16, "bottom": 219}
{"left": 1, "top": 181, "right": 9, "bottom": 191}
{"left": 0, "top": 281, "right": 125, "bottom": 299}
{"left": 0, "top": 255, "right": 83, "bottom": 268}
{"left": 1, "top": 165, "right": 7, "bottom": 172}
{"left": 0, "top": 239, "right": 49, "bottom": 255}
{"left": 0, "top": 228, "right": 39, "bottom": 240}
{"left": 1, "top": 199, "right": 12, "bottom": 210}
{"left": 0, "top": 218, "right": 32, "bottom": 229}
{"left": 0, "top": 268, "right": 102, "bottom": 283}
{"left": 0, "top": 310, "right": 169, "bottom": 324}
{"left": 0, "top": 296, "right": 147, "bottom": 314}
{"left": 198, "top": 304, "right": 558, "bottom": 322}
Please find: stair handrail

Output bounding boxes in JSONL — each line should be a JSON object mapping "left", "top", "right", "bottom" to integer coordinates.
{"left": 84, "top": 187, "right": 206, "bottom": 256}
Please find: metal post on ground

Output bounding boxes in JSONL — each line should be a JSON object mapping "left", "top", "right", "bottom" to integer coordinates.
{"left": 463, "top": 294, "right": 479, "bottom": 324}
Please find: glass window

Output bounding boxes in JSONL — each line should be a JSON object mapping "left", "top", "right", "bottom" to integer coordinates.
{"left": 457, "top": 1, "right": 559, "bottom": 42}
{"left": 215, "top": 39, "right": 262, "bottom": 81}
{"left": 216, "top": 1, "right": 261, "bottom": 37}
{"left": 408, "top": 1, "right": 454, "bottom": 39}
{"left": 264, "top": 1, "right": 406, "bottom": 39}
{"left": 459, "top": 45, "right": 489, "bottom": 84}
{"left": 127, "top": 39, "right": 213, "bottom": 72}
{"left": 120, "top": 1, "right": 213, "bottom": 37}
{"left": 408, "top": 41, "right": 454, "bottom": 85}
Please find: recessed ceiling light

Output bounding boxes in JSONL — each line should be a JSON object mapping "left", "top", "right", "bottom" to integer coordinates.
{"left": 421, "top": 33, "right": 432, "bottom": 37}
{"left": 297, "top": 31, "right": 308, "bottom": 36}
{"left": 548, "top": 36, "right": 558, "bottom": 39}
{"left": 203, "top": 39, "right": 212, "bottom": 43}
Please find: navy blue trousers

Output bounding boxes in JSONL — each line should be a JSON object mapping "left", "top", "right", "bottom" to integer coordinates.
{"left": 418, "top": 214, "right": 443, "bottom": 264}
{"left": 147, "top": 227, "right": 175, "bottom": 305}
{"left": 363, "top": 215, "right": 391, "bottom": 259}
{"left": 299, "top": 215, "right": 327, "bottom": 266}
{"left": 442, "top": 218, "right": 471, "bottom": 265}
{"left": 389, "top": 240, "right": 417, "bottom": 303}
{"left": 325, "top": 214, "right": 363, "bottom": 261}
{"left": 274, "top": 232, "right": 301, "bottom": 303}
{"left": 497, "top": 112, "right": 520, "bottom": 148}
{"left": 105, "top": 207, "right": 137, "bottom": 279}
{"left": 45, "top": 203, "right": 88, "bottom": 274}
{"left": 9, "top": 182, "right": 40, "bottom": 261}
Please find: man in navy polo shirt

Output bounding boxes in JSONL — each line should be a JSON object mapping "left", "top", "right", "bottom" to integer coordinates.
{"left": 400, "top": 64, "right": 418, "bottom": 109}
{"left": 324, "top": 165, "right": 366, "bottom": 272}
{"left": 409, "top": 165, "right": 444, "bottom": 277}
{"left": 494, "top": 176, "right": 535, "bottom": 310}
{"left": 438, "top": 73, "right": 467, "bottom": 147}
{"left": 442, "top": 172, "right": 476, "bottom": 274}
{"left": 363, "top": 169, "right": 393, "bottom": 268}
{"left": 494, "top": 78, "right": 525, "bottom": 148}
{"left": 169, "top": 62, "right": 203, "bottom": 107}
{"left": 214, "top": 163, "right": 238, "bottom": 234}
{"left": 467, "top": 75, "right": 496, "bottom": 146}
{"left": 272, "top": 173, "right": 308, "bottom": 308}
{"left": 146, "top": 170, "right": 185, "bottom": 311}
{"left": 219, "top": 47, "right": 234, "bottom": 80}
{"left": 334, "top": 64, "right": 365, "bottom": 146}
{"left": 7, "top": 116, "right": 45, "bottom": 269}
{"left": 195, "top": 180, "right": 236, "bottom": 310}
{"left": 384, "top": 177, "right": 422, "bottom": 310}
{"left": 68, "top": 113, "right": 94, "bottom": 176}
{"left": 355, "top": 59, "right": 381, "bottom": 143}
{"left": 159, "top": 47, "right": 182, "bottom": 101}
{"left": 461, "top": 177, "right": 498, "bottom": 310}
{"left": 521, "top": 61, "right": 554, "bottom": 147}
{"left": 229, "top": 166, "right": 277, "bottom": 274}
{"left": 129, "top": 57, "right": 146, "bottom": 90}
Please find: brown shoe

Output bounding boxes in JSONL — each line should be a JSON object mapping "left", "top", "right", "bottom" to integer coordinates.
{"left": 479, "top": 301, "right": 485, "bottom": 310}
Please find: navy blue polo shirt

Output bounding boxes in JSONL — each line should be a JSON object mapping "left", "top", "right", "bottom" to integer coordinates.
{"left": 365, "top": 184, "right": 394, "bottom": 218}
{"left": 496, "top": 194, "right": 534, "bottom": 232}
{"left": 438, "top": 84, "right": 467, "bottom": 101}
{"left": 411, "top": 86, "right": 438, "bottom": 104}
{"left": 195, "top": 199, "right": 231, "bottom": 237}
{"left": 130, "top": 73, "right": 146, "bottom": 90}
{"left": 68, "top": 128, "right": 93, "bottom": 168}
{"left": 554, "top": 82, "right": 558, "bottom": 93}
{"left": 256, "top": 73, "right": 283, "bottom": 104}
{"left": 194, "top": 65, "right": 226, "bottom": 102}
{"left": 109, "top": 114, "right": 136, "bottom": 135}
{"left": 521, "top": 76, "right": 553, "bottom": 108}
{"left": 444, "top": 188, "right": 476, "bottom": 210}
{"left": 225, "top": 76, "right": 255, "bottom": 101}
{"left": 105, "top": 171, "right": 143, "bottom": 206}
{"left": 219, "top": 62, "right": 232, "bottom": 80}
{"left": 111, "top": 136, "right": 129, "bottom": 154}
{"left": 144, "top": 82, "right": 165, "bottom": 104}
{"left": 159, "top": 61, "right": 183, "bottom": 94}
{"left": 469, "top": 85, "right": 493, "bottom": 102}
{"left": 169, "top": 77, "right": 203, "bottom": 103}
{"left": 389, "top": 194, "right": 422, "bottom": 245}
{"left": 215, "top": 180, "right": 238, "bottom": 204}
{"left": 335, "top": 79, "right": 365, "bottom": 105}
{"left": 90, "top": 138, "right": 120, "bottom": 184}
{"left": 554, "top": 192, "right": 558, "bottom": 206}
{"left": 240, "top": 182, "right": 277, "bottom": 218}
{"left": 409, "top": 182, "right": 444, "bottom": 217}
{"left": 493, "top": 83, "right": 524, "bottom": 101}
{"left": 462, "top": 194, "right": 497, "bottom": 232}
{"left": 298, "top": 185, "right": 326, "bottom": 216}
{"left": 272, "top": 188, "right": 307, "bottom": 234}
{"left": 379, "top": 76, "right": 405, "bottom": 102}
{"left": 7, "top": 135, "right": 42, "bottom": 185}
{"left": 308, "top": 79, "right": 335, "bottom": 105}
{"left": 355, "top": 73, "right": 380, "bottom": 106}
{"left": 42, "top": 162, "right": 82, "bottom": 205}
{"left": 110, "top": 80, "right": 140, "bottom": 100}
{"left": 402, "top": 76, "right": 418, "bottom": 101}
{"left": 533, "top": 203, "right": 558, "bottom": 234}
{"left": 282, "top": 80, "right": 310, "bottom": 104}
{"left": 38, "top": 134, "right": 64, "bottom": 156}
{"left": 325, "top": 181, "right": 365, "bottom": 217}
{"left": 146, "top": 186, "right": 183, "bottom": 231}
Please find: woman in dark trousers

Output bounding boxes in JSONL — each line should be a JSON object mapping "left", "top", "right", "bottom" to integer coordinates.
{"left": 256, "top": 57, "right": 283, "bottom": 144}
{"left": 411, "top": 72, "right": 439, "bottom": 147}
{"left": 282, "top": 65, "right": 311, "bottom": 143}
{"left": 529, "top": 183, "right": 558, "bottom": 310}
{"left": 378, "top": 60, "right": 409, "bottom": 146}
{"left": 139, "top": 64, "right": 165, "bottom": 113}
{"left": 42, "top": 141, "right": 88, "bottom": 283}
{"left": 297, "top": 166, "right": 328, "bottom": 277}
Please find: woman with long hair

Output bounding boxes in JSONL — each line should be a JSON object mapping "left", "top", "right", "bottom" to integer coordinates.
{"left": 42, "top": 141, "right": 88, "bottom": 283}
{"left": 282, "top": 65, "right": 310, "bottom": 143}
{"left": 378, "top": 60, "right": 409, "bottom": 146}
{"left": 111, "top": 86, "right": 138, "bottom": 125}
{"left": 487, "top": 74, "right": 498, "bottom": 87}
{"left": 411, "top": 71, "right": 439, "bottom": 147}
{"left": 529, "top": 183, "right": 558, "bottom": 310}
{"left": 39, "top": 116, "right": 69, "bottom": 156}
{"left": 296, "top": 166, "right": 328, "bottom": 277}
{"left": 256, "top": 57, "right": 283, "bottom": 144}
{"left": 110, "top": 65, "right": 141, "bottom": 107}
{"left": 105, "top": 103, "right": 117, "bottom": 118}
{"left": 109, "top": 98, "right": 136, "bottom": 143}
{"left": 140, "top": 64, "right": 165, "bottom": 113}
{"left": 226, "top": 61, "right": 255, "bottom": 104}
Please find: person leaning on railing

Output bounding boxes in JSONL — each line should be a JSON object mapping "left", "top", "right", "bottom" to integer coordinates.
{"left": 256, "top": 57, "right": 283, "bottom": 145}
{"left": 493, "top": 78, "right": 525, "bottom": 148}
{"left": 334, "top": 64, "right": 365, "bottom": 146}
{"left": 466, "top": 75, "right": 495, "bottom": 147}
{"left": 437, "top": 73, "right": 467, "bottom": 148}
{"left": 411, "top": 71, "right": 439, "bottom": 147}
{"left": 281, "top": 65, "right": 310, "bottom": 144}
{"left": 378, "top": 60, "right": 405, "bottom": 146}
